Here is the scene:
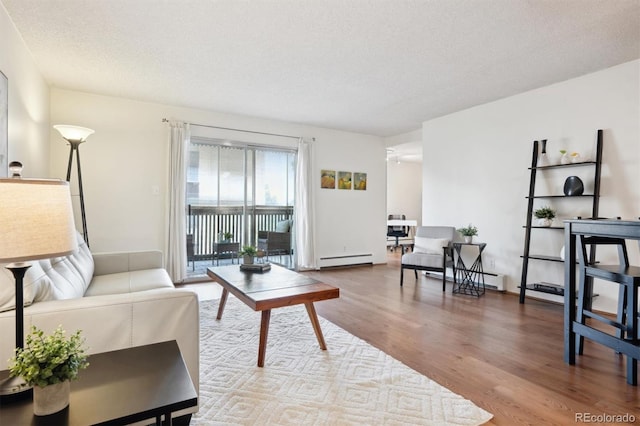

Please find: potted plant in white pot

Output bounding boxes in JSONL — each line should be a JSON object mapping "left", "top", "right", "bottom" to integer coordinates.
{"left": 457, "top": 224, "right": 478, "bottom": 243}
{"left": 240, "top": 245, "right": 258, "bottom": 265}
{"left": 534, "top": 206, "right": 556, "bottom": 227}
{"left": 9, "top": 325, "right": 89, "bottom": 416}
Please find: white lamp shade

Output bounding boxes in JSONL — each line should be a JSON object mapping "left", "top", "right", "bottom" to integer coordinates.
{"left": 53, "top": 125, "right": 95, "bottom": 142}
{"left": 0, "top": 179, "right": 78, "bottom": 263}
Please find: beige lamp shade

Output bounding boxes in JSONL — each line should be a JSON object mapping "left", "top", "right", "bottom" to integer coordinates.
{"left": 0, "top": 179, "right": 78, "bottom": 263}
{"left": 53, "top": 125, "right": 95, "bottom": 142}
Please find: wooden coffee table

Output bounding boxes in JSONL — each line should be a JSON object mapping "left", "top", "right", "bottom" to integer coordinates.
{"left": 207, "top": 264, "right": 339, "bottom": 367}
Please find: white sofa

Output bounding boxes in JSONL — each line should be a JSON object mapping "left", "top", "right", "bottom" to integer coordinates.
{"left": 0, "top": 234, "right": 199, "bottom": 421}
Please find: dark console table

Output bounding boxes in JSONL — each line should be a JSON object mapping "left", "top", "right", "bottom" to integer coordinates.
{"left": 0, "top": 340, "right": 197, "bottom": 425}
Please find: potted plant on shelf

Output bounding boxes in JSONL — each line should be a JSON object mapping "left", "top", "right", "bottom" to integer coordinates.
{"left": 240, "top": 245, "right": 258, "bottom": 265}
{"left": 9, "top": 325, "right": 89, "bottom": 416}
{"left": 534, "top": 206, "right": 556, "bottom": 227}
{"left": 223, "top": 232, "right": 233, "bottom": 242}
{"left": 457, "top": 224, "right": 478, "bottom": 243}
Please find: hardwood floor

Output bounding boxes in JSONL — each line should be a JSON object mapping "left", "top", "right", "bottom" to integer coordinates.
{"left": 306, "top": 255, "right": 640, "bottom": 425}
{"left": 184, "top": 252, "right": 640, "bottom": 424}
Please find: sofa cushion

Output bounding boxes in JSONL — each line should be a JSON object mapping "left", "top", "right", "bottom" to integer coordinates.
{"left": 85, "top": 268, "right": 174, "bottom": 297}
{"left": 0, "top": 264, "right": 42, "bottom": 312}
{"left": 402, "top": 252, "right": 446, "bottom": 268}
{"left": 32, "top": 234, "right": 94, "bottom": 303}
{"left": 0, "top": 233, "right": 93, "bottom": 312}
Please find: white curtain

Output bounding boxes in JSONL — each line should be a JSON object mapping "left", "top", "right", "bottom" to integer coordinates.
{"left": 166, "top": 121, "right": 190, "bottom": 282}
{"left": 294, "top": 137, "right": 317, "bottom": 270}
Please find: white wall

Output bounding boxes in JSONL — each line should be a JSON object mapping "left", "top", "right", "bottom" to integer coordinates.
{"left": 50, "top": 88, "right": 388, "bottom": 267}
{"left": 386, "top": 160, "right": 422, "bottom": 225}
{"left": 0, "top": 4, "right": 50, "bottom": 177}
{"left": 421, "top": 60, "right": 640, "bottom": 313}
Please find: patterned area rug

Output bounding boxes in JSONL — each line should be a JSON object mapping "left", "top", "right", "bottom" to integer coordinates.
{"left": 193, "top": 297, "right": 492, "bottom": 425}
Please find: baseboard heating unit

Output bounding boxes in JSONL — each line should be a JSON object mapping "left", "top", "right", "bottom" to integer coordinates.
{"left": 319, "top": 254, "right": 373, "bottom": 268}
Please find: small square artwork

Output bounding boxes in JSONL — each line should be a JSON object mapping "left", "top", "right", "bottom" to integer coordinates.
{"left": 337, "top": 171, "right": 352, "bottom": 190}
{"left": 354, "top": 172, "right": 367, "bottom": 190}
{"left": 320, "top": 170, "right": 335, "bottom": 189}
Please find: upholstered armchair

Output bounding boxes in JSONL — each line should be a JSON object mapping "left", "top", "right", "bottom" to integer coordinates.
{"left": 257, "top": 219, "right": 293, "bottom": 262}
{"left": 400, "top": 226, "right": 458, "bottom": 290}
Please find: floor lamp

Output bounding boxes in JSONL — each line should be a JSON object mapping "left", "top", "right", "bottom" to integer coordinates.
{"left": 53, "top": 125, "right": 94, "bottom": 247}
{"left": 0, "top": 177, "right": 78, "bottom": 396}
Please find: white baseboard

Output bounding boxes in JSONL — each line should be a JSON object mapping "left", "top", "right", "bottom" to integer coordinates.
{"left": 319, "top": 253, "right": 373, "bottom": 268}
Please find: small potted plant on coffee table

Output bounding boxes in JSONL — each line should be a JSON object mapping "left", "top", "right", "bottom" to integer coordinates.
{"left": 240, "top": 245, "right": 258, "bottom": 265}
{"left": 457, "top": 224, "right": 478, "bottom": 243}
{"left": 534, "top": 206, "right": 556, "bottom": 227}
{"left": 9, "top": 325, "right": 89, "bottom": 416}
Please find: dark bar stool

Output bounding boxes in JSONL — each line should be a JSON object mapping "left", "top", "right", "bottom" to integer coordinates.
{"left": 575, "top": 234, "right": 640, "bottom": 385}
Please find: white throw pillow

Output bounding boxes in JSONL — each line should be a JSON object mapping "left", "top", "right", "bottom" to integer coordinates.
{"left": 414, "top": 237, "right": 450, "bottom": 255}
{"left": 275, "top": 220, "right": 290, "bottom": 233}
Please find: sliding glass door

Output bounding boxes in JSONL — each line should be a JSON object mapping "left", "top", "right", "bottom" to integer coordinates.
{"left": 186, "top": 138, "right": 295, "bottom": 274}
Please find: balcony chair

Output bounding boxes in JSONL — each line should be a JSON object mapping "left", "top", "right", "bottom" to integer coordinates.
{"left": 387, "top": 214, "right": 409, "bottom": 252}
{"left": 400, "top": 226, "right": 457, "bottom": 290}
{"left": 258, "top": 219, "right": 293, "bottom": 263}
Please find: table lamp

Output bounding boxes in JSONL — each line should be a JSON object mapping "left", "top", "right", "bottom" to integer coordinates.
{"left": 0, "top": 177, "right": 78, "bottom": 396}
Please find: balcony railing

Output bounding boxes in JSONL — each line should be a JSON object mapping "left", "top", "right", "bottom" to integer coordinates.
{"left": 187, "top": 205, "right": 293, "bottom": 261}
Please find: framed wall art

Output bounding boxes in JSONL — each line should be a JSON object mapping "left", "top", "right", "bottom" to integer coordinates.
{"left": 0, "top": 71, "right": 7, "bottom": 177}
{"left": 337, "top": 171, "right": 352, "bottom": 190}
{"left": 354, "top": 172, "right": 367, "bottom": 190}
{"left": 320, "top": 169, "right": 335, "bottom": 189}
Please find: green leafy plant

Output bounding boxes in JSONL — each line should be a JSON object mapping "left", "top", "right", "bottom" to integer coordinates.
{"left": 240, "top": 245, "right": 257, "bottom": 257}
{"left": 223, "top": 232, "right": 233, "bottom": 241}
{"left": 457, "top": 224, "right": 478, "bottom": 237}
{"left": 9, "top": 325, "right": 89, "bottom": 388}
{"left": 534, "top": 206, "right": 556, "bottom": 220}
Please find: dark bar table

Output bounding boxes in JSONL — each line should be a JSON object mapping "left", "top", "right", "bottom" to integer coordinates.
{"left": 564, "top": 219, "right": 640, "bottom": 383}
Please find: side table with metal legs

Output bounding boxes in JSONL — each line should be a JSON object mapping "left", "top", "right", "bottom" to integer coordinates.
{"left": 453, "top": 242, "right": 487, "bottom": 297}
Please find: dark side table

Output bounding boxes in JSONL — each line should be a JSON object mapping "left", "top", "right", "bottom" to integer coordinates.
{"left": 453, "top": 242, "right": 487, "bottom": 297}
{"left": 213, "top": 241, "right": 240, "bottom": 265}
{"left": 0, "top": 340, "right": 197, "bottom": 426}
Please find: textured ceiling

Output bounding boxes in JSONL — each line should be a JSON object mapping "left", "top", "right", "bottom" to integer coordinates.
{"left": 2, "top": 0, "right": 639, "bottom": 139}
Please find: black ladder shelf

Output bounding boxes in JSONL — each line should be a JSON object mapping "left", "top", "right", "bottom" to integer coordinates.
{"left": 518, "top": 130, "right": 603, "bottom": 303}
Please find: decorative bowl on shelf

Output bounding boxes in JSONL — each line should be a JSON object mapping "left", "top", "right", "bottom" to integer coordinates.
{"left": 563, "top": 176, "right": 584, "bottom": 196}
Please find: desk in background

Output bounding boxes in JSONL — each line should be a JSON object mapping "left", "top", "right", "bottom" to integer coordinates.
{"left": 387, "top": 219, "right": 417, "bottom": 251}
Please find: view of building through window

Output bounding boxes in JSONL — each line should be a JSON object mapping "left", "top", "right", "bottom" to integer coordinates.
{"left": 187, "top": 142, "right": 295, "bottom": 207}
